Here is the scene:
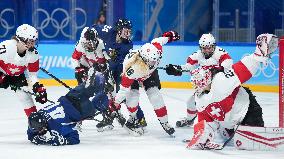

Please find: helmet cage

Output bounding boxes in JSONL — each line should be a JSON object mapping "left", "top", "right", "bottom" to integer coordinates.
{"left": 191, "top": 66, "right": 212, "bottom": 96}
{"left": 82, "top": 28, "right": 99, "bottom": 52}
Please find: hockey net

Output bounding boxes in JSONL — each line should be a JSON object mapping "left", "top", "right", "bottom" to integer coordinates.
{"left": 280, "top": 36, "right": 284, "bottom": 128}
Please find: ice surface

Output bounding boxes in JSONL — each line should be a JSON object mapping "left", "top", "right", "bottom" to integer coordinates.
{"left": 0, "top": 87, "right": 283, "bottom": 159}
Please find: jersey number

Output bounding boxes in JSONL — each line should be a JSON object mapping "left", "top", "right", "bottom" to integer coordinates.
{"left": 224, "top": 69, "right": 234, "bottom": 78}
{"left": 102, "top": 25, "right": 112, "bottom": 32}
{"left": 44, "top": 105, "right": 66, "bottom": 119}
{"left": 0, "top": 45, "right": 6, "bottom": 54}
{"left": 126, "top": 68, "right": 134, "bottom": 76}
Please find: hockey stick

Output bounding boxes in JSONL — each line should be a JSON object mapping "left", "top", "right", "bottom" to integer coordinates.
{"left": 18, "top": 87, "right": 56, "bottom": 104}
{"left": 157, "top": 66, "right": 191, "bottom": 72}
{"left": 40, "top": 67, "right": 72, "bottom": 90}
{"left": 204, "top": 124, "right": 240, "bottom": 150}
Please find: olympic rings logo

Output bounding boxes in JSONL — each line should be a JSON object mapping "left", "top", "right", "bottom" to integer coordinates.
{"left": 0, "top": 8, "right": 15, "bottom": 38}
{"left": 34, "top": 7, "right": 87, "bottom": 38}
{"left": 242, "top": 53, "right": 279, "bottom": 78}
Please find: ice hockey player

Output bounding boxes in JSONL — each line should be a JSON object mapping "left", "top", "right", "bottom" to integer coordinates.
{"left": 27, "top": 69, "right": 112, "bottom": 145}
{"left": 92, "top": 18, "right": 147, "bottom": 128}
{"left": 0, "top": 24, "right": 47, "bottom": 117}
{"left": 71, "top": 26, "right": 107, "bottom": 84}
{"left": 185, "top": 33, "right": 278, "bottom": 150}
{"left": 113, "top": 31, "right": 180, "bottom": 136}
{"left": 165, "top": 33, "right": 233, "bottom": 128}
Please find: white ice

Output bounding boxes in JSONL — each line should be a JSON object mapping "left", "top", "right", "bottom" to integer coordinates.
{"left": 0, "top": 87, "right": 283, "bottom": 159}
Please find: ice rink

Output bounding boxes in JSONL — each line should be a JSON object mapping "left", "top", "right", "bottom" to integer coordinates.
{"left": 0, "top": 86, "right": 283, "bottom": 159}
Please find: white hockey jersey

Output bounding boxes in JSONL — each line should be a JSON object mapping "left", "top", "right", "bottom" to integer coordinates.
{"left": 0, "top": 39, "right": 39, "bottom": 85}
{"left": 114, "top": 37, "right": 169, "bottom": 104}
{"left": 195, "top": 54, "right": 261, "bottom": 130}
{"left": 181, "top": 46, "right": 233, "bottom": 72}
{"left": 71, "top": 35, "right": 106, "bottom": 68}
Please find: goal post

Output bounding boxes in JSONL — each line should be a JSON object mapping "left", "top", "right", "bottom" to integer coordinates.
{"left": 279, "top": 36, "right": 284, "bottom": 128}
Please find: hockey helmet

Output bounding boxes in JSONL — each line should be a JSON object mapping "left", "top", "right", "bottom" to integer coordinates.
{"left": 191, "top": 66, "right": 213, "bottom": 96}
{"left": 139, "top": 43, "right": 162, "bottom": 69}
{"left": 115, "top": 18, "right": 132, "bottom": 41}
{"left": 28, "top": 111, "right": 48, "bottom": 134}
{"left": 199, "top": 33, "right": 216, "bottom": 59}
{"left": 16, "top": 24, "right": 38, "bottom": 42}
{"left": 80, "top": 27, "right": 99, "bottom": 52}
{"left": 16, "top": 24, "right": 38, "bottom": 51}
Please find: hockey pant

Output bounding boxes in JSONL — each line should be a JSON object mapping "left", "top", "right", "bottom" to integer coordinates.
{"left": 65, "top": 73, "right": 107, "bottom": 119}
{"left": 2, "top": 73, "right": 38, "bottom": 117}
{"left": 241, "top": 87, "right": 264, "bottom": 127}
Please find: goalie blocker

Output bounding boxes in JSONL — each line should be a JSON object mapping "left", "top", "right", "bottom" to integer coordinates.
{"left": 234, "top": 125, "right": 284, "bottom": 151}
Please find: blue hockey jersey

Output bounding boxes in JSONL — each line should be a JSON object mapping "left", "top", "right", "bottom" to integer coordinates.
{"left": 93, "top": 24, "right": 133, "bottom": 71}
{"left": 27, "top": 73, "right": 109, "bottom": 146}
{"left": 27, "top": 97, "right": 81, "bottom": 146}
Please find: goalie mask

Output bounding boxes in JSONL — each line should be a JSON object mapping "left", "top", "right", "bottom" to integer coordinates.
{"left": 191, "top": 66, "right": 212, "bottom": 96}
{"left": 115, "top": 19, "right": 132, "bottom": 42}
{"left": 28, "top": 111, "right": 48, "bottom": 135}
{"left": 80, "top": 27, "right": 99, "bottom": 52}
{"left": 199, "top": 33, "right": 216, "bottom": 59}
{"left": 255, "top": 33, "right": 278, "bottom": 57}
{"left": 16, "top": 24, "right": 38, "bottom": 52}
{"left": 139, "top": 43, "right": 162, "bottom": 69}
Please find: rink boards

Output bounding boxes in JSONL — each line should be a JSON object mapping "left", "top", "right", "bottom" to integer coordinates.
{"left": 37, "top": 42, "right": 280, "bottom": 92}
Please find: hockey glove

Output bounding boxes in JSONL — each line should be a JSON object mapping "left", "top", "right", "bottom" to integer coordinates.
{"left": 93, "top": 63, "right": 108, "bottom": 73}
{"left": 104, "top": 81, "right": 114, "bottom": 93}
{"left": 165, "top": 64, "right": 182, "bottom": 76}
{"left": 33, "top": 82, "right": 47, "bottom": 104}
{"left": 75, "top": 66, "right": 88, "bottom": 83}
{"left": 162, "top": 31, "right": 180, "bottom": 42}
{"left": 0, "top": 72, "right": 9, "bottom": 89}
{"left": 108, "top": 49, "right": 118, "bottom": 61}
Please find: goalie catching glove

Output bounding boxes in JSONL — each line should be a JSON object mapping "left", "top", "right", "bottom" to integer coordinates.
{"left": 32, "top": 82, "right": 47, "bottom": 104}
{"left": 254, "top": 33, "right": 278, "bottom": 62}
{"left": 162, "top": 31, "right": 180, "bottom": 42}
{"left": 165, "top": 64, "right": 183, "bottom": 76}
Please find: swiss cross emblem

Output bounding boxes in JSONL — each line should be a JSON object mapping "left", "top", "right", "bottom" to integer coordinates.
{"left": 236, "top": 140, "right": 242, "bottom": 147}
{"left": 205, "top": 102, "right": 225, "bottom": 121}
{"left": 9, "top": 67, "right": 20, "bottom": 74}
{"left": 147, "top": 49, "right": 150, "bottom": 52}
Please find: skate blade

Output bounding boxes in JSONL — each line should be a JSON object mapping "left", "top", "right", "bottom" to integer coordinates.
{"left": 182, "top": 139, "right": 191, "bottom": 143}
{"left": 124, "top": 126, "right": 144, "bottom": 137}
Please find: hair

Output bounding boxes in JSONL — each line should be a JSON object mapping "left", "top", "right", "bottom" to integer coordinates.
{"left": 123, "top": 51, "right": 149, "bottom": 77}
{"left": 11, "top": 35, "right": 19, "bottom": 41}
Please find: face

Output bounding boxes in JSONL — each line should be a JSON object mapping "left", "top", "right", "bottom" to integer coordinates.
{"left": 17, "top": 39, "right": 37, "bottom": 53}
{"left": 99, "top": 15, "right": 106, "bottom": 23}
{"left": 83, "top": 40, "right": 97, "bottom": 52}
{"left": 119, "top": 28, "right": 132, "bottom": 40}
{"left": 200, "top": 45, "right": 215, "bottom": 58}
